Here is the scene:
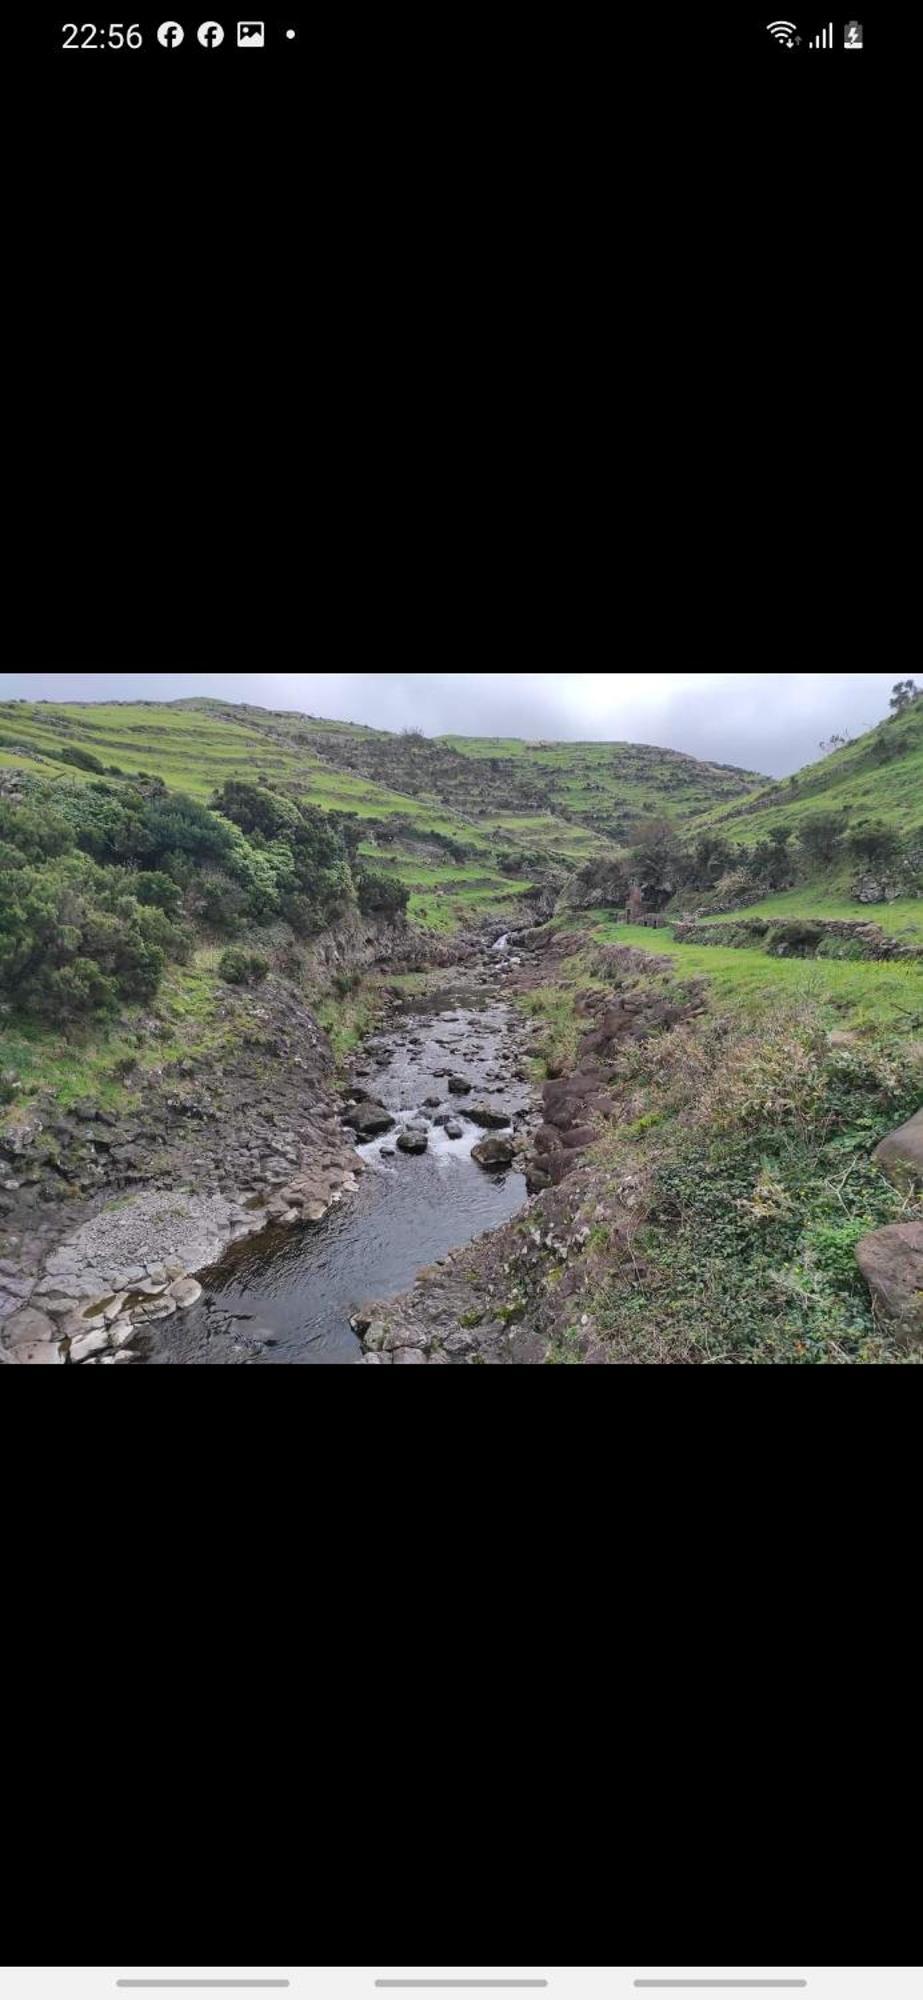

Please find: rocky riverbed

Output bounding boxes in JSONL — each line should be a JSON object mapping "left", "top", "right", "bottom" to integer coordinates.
{"left": 138, "top": 951, "right": 542, "bottom": 1364}
{"left": 0, "top": 927, "right": 544, "bottom": 1365}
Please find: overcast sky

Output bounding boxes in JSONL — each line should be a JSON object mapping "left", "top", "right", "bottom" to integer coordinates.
{"left": 0, "top": 672, "right": 902, "bottom": 777}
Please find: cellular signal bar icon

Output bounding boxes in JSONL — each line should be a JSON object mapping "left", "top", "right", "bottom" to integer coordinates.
{"left": 809, "top": 20, "right": 835, "bottom": 46}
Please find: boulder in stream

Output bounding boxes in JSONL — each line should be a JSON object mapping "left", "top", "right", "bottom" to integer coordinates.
{"left": 468, "top": 1104, "right": 512, "bottom": 1129}
{"left": 396, "top": 1128, "right": 429, "bottom": 1154}
{"left": 471, "top": 1136, "right": 516, "bottom": 1170}
{"left": 343, "top": 1101, "right": 396, "bottom": 1138}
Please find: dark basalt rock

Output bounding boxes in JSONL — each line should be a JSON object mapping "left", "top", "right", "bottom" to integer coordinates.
{"left": 468, "top": 1105, "right": 512, "bottom": 1129}
{"left": 396, "top": 1128, "right": 429, "bottom": 1154}
{"left": 343, "top": 1100, "right": 396, "bottom": 1138}
{"left": 471, "top": 1136, "right": 515, "bottom": 1170}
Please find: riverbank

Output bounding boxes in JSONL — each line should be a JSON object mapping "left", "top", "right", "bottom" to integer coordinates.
{"left": 140, "top": 946, "right": 542, "bottom": 1363}
{"left": 0, "top": 914, "right": 493, "bottom": 1365}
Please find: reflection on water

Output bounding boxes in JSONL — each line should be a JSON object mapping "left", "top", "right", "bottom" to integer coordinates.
{"left": 146, "top": 981, "right": 530, "bottom": 1365}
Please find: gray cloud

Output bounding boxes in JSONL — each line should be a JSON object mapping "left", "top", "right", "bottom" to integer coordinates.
{"left": 0, "top": 671, "right": 902, "bottom": 777}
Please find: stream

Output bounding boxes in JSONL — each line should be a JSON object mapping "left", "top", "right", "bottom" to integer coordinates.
{"left": 145, "top": 957, "right": 533, "bottom": 1364}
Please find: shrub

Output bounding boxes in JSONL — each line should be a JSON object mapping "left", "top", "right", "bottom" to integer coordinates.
{"left": 57, "top": 745, "right": 105, "bottom": 774}
{"left": 815, "top": 936, "right": 867, "bottom": 962}
{"left": 0, "top": 799, "right": 73, "bottom": 862}
{"left": 131, "top": 870, "right": 184, "bottom": 916}
{"left": 798, "top": 813, "right": 845, "bottom": 866}
{"left": 218, "top": 947, "right": 270, "bottom": 986}
{"left": 354, "top": 867, "right": 410, "bottom": 916}
{"left": 768, "top": 920, "right": 826, "bottom": 955}
{"left": 847, "top": 820, "right": 901, "bottom": 866}
{"left": 141, "top": 791, "right": 237, "bottom": 868}
{"left": 213, "top": 779, "right": 301, "bottom": 841}
{"left": 181, "top": 866, "right": 249, "bottom": 934}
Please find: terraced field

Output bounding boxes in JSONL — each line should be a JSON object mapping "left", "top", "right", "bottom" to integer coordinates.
{"left": 687, "top": 698, "right": 923, "bottom": 847}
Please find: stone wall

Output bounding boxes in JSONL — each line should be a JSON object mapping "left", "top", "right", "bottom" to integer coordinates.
{"left": 672, "top": 915, "right": 922, "bottom": 962}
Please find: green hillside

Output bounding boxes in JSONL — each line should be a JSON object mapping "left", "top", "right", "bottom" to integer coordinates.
{"left": 688, "top": 697, "right": 923, "bottom": 847}
{"left": 0, "top": 697, "right": 770, "bottom": 933}
{"left": 440, "top": 733, "right": 763, "bottom": 843}
{"left": 0, "top": 699, "right": 538, "bottom": 933}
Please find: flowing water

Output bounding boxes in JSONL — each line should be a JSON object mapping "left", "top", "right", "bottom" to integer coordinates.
{"left": 145, "top": 966, "right": 532, "bottom": 1365}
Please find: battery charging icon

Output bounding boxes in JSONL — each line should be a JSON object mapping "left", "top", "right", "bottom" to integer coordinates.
{"left": 844, "top": 21, "right": 863, "bottom": 46}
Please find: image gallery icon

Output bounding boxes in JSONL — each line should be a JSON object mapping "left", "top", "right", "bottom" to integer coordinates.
{"left": 197, "top": 20, "right": 225, "bottom": 44}
{"left": 157, "top": 20, "right": 185, "bottom": 44}
{"left": 237, "top": 21, "right": 265, "bottom": 45}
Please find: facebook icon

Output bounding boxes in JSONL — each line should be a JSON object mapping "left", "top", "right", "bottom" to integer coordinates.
{"left": 156, "top": 21, "right": 185, "bottom": 45}
{"left": 197, "top": 20, "right": 226, "bottom": 45}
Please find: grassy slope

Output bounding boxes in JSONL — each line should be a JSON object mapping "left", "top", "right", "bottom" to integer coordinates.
{"left": 519, "top": 918, "right": 923, "bottom": 1364}
{"left": 659, "top": 702, "right": 923, "bottom": 947}
{"left": 591, "top": 920, "right": 923, "bottom": 1031}
{"left": 441, "top": 734, "right": 765, "bottom": 841}
{"left": 687, "top": 698, "right": 923, "bottom": 846}
{"left": 0, "top": 700, "right": 538, "bottom": 934}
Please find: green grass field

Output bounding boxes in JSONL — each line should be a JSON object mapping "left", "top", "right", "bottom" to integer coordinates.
{"left": 701, "top": 888, "right": 923, "bottom": 943}
{"left": 590, "top": 919, "right": 923, "bottom": 1031}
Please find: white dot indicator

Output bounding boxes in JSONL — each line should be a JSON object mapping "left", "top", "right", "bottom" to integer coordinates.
{"left": 286, "top": 27, "right": 295, "bottom": 37}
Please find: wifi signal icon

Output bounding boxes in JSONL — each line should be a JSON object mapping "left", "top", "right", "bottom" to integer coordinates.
{"left": 766, "top": 19, "right": 799, "bottom": 42}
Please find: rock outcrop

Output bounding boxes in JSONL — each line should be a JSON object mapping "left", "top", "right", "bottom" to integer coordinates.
{"left": 873, "top": 1108, "right": 923, "bottom": 1189}
{"left": 855, "top": 1222, "right": 923, "bottom": 1342}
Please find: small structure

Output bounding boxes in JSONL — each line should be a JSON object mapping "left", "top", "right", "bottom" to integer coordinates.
{"left": 625, "top": 883, "right": 644, "bottom": 924}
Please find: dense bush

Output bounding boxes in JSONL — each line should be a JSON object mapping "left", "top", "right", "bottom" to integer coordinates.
{"left": 57, "top": 745, "right": 105, "bottom": 774}
{"left": 354, "top": 867, "right": 410, "bottom": 916}
{"left": 768, "top": 920, "right": 826, "bottom": 954}
{"left": 0, "top": 799, "right": 72, "bottom": 863}
{"left": 797, "top": 813, "right": 845, "bottom": 865}
{"left": 847, "top": 819, "right": 901, "bottom": 866}
{"left": 218, "top": 947, "right": 270, "bottom": 986}
{"left": 0, "top": 854, "right": 180, "bottom": 1021}
{"left": 0, "top": 770, "right": 388, "bottom": 1025}
{"left": 214, "top": 780, "right": 354, "bottom": 935}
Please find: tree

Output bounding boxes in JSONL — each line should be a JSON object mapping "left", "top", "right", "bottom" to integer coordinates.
{"left": 629, "top": 819, "right": 684, "bottom": 910}
{"left": 889, "top": 679, "right": 919, "bottom": 715}
{"left": 798, "top": 813, "right": 845, "bottom": 866}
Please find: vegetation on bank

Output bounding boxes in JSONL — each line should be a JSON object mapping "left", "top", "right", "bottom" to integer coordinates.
{"left": 582, "top": 998, "right": 922, "bottom": 1364}
{"left": 0, "top": 773, "right": 399, "bottom": 1029}
{"left": 518, "top": 929, "right": 922, "bottom": 1364}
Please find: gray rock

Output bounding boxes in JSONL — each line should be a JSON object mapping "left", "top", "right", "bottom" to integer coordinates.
{"left": 13, "top": 1339, "right": 64, "bottom": 1365}
{"left": 386, "top": 1324, "right": 431, "bottom": 1351}
{"left": 168, "top": 1278, "right": 203, "bottom": 1309}
{"left": 1, "top": 1274, "right": 36, "bottom": 1300}
{"left": 468, "top": 1104, "right": 512, "bottom": 1129}
{"left": 874, "top": 1109, "right": 923, "bottom": 1189}
{"left": 5, "top": 1305, "right": 56, "bottom": 1346}
{"left": 448, "top": 1076, "right": 473, "bottom": 1095}
{"left": 444, "top": 1119, "right": 465, "bottom": 1140}
{"left": 471, "top": 1136, "right": 516, "bottom": 1170}
{"left": 396, "top": 1129, "right": 428, "bottom": 1154}
{"left": 392, "top": 1347, "right": 427, "bottom": 1364}
{"left": 855, "top": 1221, "right": 923, "bottom": 1339}
{"left": 71, "top": 1327, "right": 110, "bottom": 1364}
{"left": 343, "top": 1101, "right": 396, "bottom": 1138}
